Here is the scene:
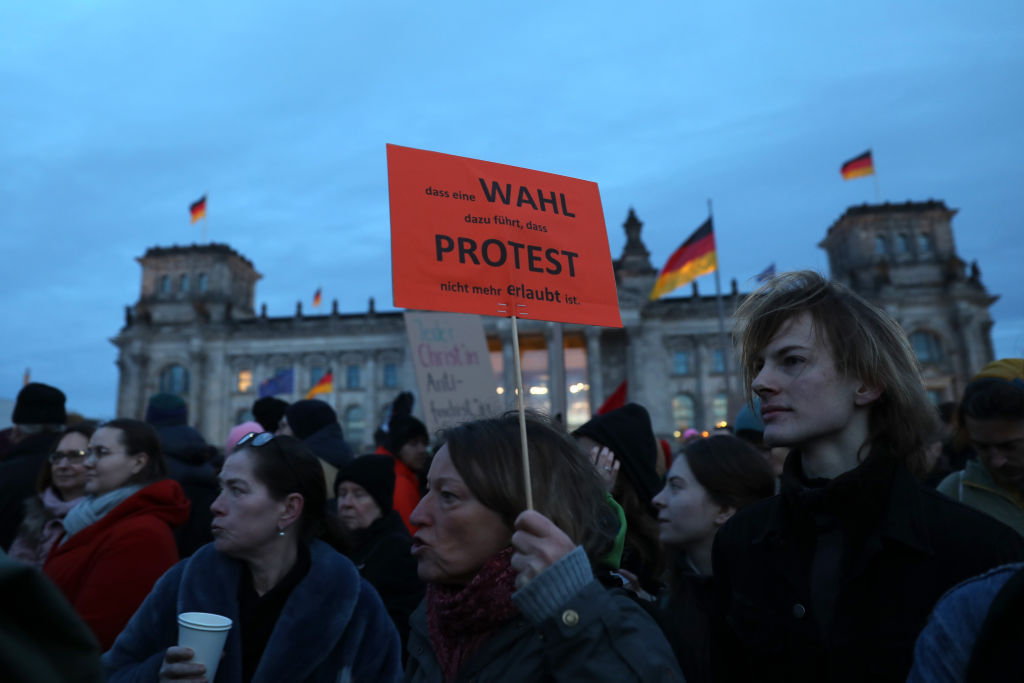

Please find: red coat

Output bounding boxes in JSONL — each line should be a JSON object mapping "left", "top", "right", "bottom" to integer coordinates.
{"left": 43, "top": 479, "right": 190, "bottom": 650}
{"left": 377, "top": 446, "right": 421, "bottom": 535}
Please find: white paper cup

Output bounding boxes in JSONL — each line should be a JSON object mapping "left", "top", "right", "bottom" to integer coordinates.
{"left": 177, "top": 612, "right": 232, "bottom": 682}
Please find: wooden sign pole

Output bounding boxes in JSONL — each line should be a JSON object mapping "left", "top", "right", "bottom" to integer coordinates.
{"left": 510, "top": 314, "right": 533, "bottom": 510}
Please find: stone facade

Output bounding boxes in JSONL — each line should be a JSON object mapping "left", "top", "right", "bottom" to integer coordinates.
{"left": 112, "top": 201, "right": 996, "bottom": 448}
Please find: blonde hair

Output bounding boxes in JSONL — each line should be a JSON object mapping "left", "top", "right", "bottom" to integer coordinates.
{"left": 733, "top": 271, "right": 936, "bottom": 472}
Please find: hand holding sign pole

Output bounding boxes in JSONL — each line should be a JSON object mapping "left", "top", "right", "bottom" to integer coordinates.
{"left": 387, "top": 144, "right": 622, "bottom": 510}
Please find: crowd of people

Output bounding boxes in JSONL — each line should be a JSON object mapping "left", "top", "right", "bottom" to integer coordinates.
{"left": 1, "top": 269, "right": 1023, "bottom": 682}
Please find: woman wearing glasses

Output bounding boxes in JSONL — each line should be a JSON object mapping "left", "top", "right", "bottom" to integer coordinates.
{"left": 43, "top": 418, "right": 190, "bottom": 650}
{"left": 104, "top": 432, "right": 402, "bottom": 682}
{"left": 9, "top": 422, "right": 96, "bottom": 567}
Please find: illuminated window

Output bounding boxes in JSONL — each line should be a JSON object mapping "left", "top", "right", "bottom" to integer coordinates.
{"left": 672, "top": 394, "right": 695, "bottom": 430}
{"left": 237, "top": 370, "right": 253, "bottom": 393}
{"left": 344, "top": 405, "right": 366, "bottom": 446}
{"left": 712, "top": 392, "right": 729, "bottom": 426}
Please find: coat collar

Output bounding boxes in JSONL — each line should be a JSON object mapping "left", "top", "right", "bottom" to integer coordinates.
{"left": 178, "top": 540, "right": 364, "bottom": 683}
{"left": 756, "top": 447, "right": 933, "bottom": 555}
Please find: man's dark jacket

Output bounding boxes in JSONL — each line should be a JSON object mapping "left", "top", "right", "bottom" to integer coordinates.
{"left": 712, "top": 448, "right": 1024, "bottom": 683}
{"left": 153, "top": 424, "right": 218, "bottom": 558}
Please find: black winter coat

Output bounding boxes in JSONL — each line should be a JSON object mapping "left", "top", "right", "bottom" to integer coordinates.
{"left": 0, "top": 432, "right": 60, "bottom": 550}
{"left": 712, "top": 449, "right": 1024, "bottom": 683}
{"left": 349, "top": 510, "right": 423, "bottom": 650}
{"left": 154, "top": 424, "right": 218, "bottom": 558}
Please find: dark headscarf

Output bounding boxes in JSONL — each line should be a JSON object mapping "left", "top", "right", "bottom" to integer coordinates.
{"left": 573, "top": 403, "right": 661, "bottom": 511}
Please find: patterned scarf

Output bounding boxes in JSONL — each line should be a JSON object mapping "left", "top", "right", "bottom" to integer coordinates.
{"left": 425, "top": 547, "right": 520, "bottom": 682}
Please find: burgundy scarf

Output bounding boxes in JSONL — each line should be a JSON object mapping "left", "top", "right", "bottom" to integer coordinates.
{"left": 425, "top": 547, "right": 520, "bottom": 682}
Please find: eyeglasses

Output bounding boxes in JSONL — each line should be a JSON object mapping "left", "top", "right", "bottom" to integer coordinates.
{"left": 235, "top": 432, "right": 274, "bottom": 450}
{"left": 48, "top": 449, "right": 89, "bottom": 465}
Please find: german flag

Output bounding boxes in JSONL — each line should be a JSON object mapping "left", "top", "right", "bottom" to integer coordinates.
{"left": 313, "top": 288, "right": 323, "bottom": 308}
{"left": 840, "top": 151, "right": 874, "bottom": 180}
{"left": 189, "top": 195, "right": 207, "bottom": 223}
{"left": 305, "top": 371, "right": 333, "bottom": 399}
{"left": 649, "top": 218, "right": 717, "bottom": 300}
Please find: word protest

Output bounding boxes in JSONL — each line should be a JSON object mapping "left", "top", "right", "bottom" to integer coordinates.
{"left": 387, "top": 144, "right": 622, "bottom": 328}
{"left": 403, "top": 311, "right": 503, "bottom": 435}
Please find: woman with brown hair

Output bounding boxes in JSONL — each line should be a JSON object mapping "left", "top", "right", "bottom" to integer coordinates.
{"left": 9, "top": 422, "right": 96, "bottom": 567}
{"left": 43, "top": 418, "right": 190, "bottom": 650}
{"left": 652, "top": 434, "right": 776, "bottom": 682}
{"left": 404, "top": 411, "right": 681, "bottom": 682}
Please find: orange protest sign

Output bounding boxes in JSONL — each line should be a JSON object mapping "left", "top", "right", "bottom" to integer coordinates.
{"left": 387, "top": 144, "right": 622, "bottom": 328}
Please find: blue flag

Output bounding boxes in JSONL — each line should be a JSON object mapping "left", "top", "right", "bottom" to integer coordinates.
{"left": 755, "top": 263, "right": 776, "bottom": 283}
{"left": 258, "top": 368, "right": 294, "bottom": 398}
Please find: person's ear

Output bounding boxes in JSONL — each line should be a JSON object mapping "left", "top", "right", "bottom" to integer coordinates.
{"left": 131, "top": 453, "right": 149, "bottom": 476}
{"left": 714, "top": 504, "right": 737, "bottom": 528}
{"left": 280, "top": 493, "right": 305, "bottom": 528}
{"left": 853, "top": 382, "right": 883, "bottom": 407}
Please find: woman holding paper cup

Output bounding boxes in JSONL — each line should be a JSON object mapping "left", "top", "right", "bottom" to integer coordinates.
{"left": 103, "top": 433, "right": 401, "bottom": 683}
{"left": 403, "top": 412, "right": 681, "bottom": 682}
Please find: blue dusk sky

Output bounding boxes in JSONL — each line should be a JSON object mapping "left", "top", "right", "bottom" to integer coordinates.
{"left": 2, "top": 1, "right": 1022, "bottom": 421}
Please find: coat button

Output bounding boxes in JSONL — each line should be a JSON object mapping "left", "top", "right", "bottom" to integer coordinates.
{"left": 792, "top": 603, "right": 806, "bottom": 618}
{"left": 561, "top": 609, "right": 580, "bottom": 627}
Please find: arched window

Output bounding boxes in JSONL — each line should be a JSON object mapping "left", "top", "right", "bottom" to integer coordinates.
{"left": 895, "top": 234, "right": 909, "bottom": 253}
{"left": 917, "top": 233, "right": 933, "bottom": 254}
{"left": 159, "top": 364, "right": 190, "bottom": 395}
{"left": 198, "top": 273, "right": 208, "bottom": 292}
{"left": 179, "top": 274, "right": 189, "bottom": 292}
{"left": 672, "top": 394, "right": 695, "bottom": 430}
{"left": 159, "top": 275, "right": 171, "bottom": 294}
{"left": 712, "top": 392, "right": 729, "bottom": 427}
{"left": 344, "top": 405, "right": 366, "bottom": 448}
{"left": 910, "top": 331, "right": 943, "bottom": 364}
{"left": 874, "top": 235, "right": 887, "bottom": 255}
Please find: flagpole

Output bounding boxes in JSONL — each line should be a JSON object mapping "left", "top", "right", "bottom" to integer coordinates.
{"left": 872, "top": 161, "right": 882, "bottom": 203}
{"left": 708, "top": 199, "right": 734, "bottom": 414}
{"left": 510, "top": 314, "right": 534, "bottom": 511}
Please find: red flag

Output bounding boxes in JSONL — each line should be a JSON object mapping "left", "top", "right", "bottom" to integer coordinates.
{"left": 597, "top": 380, "right": 628, "bottom": 415}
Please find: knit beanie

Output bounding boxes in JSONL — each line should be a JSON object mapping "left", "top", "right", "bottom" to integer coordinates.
{"left": 573, "top": 403, "right": 661, "bottom": 510}
{"left": 285, "top": 399, "right": 338, "bottom": 441}
{"left": 252, "top": 396, "right": 289, "bottom": 434}
{"left": 12, "top": 383, "right": 67, "bottom": 425}
{"left": 734, "top": 398, "right": 765, "bottom": 438}
{"left": 387, "top": 414, "right": 429, "bottom": 454}
{"left": 144, "top": 392, "right": 188, "bottom": 427}
{"left": 334, "top": 455, "right": 396, "bottom": 514}
{"left": 973, "top": 358, "right": 1024, "bottom": 383}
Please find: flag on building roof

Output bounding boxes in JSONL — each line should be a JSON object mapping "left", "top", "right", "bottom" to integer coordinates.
{"left": 258, "top": 368, "right": 294, "bottom": 398}
{"left": 840, "top": 151, "right": 874, "bottom": 180}
{"left": 649, "top": 217, "right": 717, "bottom": 300}
{"left": 189, "top": 195, "right": 207, "bottom": 223}
{"left": 313, "top": 288, "right": 323, "bottom": 308}
{"left": 755, "top": 263, "right": 776, "bottom": 283}
{"left": 305, "top": 371, "right": 333, "bottom": 400}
